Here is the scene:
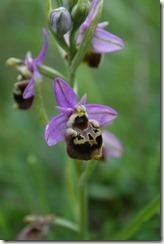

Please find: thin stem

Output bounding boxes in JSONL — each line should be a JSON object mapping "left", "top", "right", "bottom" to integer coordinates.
{"left": 73, "top": 159, "right": 82, "bottom": 178}
{"left": 65, "top": 158, "right": 79, "bottom": 221}
{"left": 78, "top": 179, "right": 88, "bottom": 240}
{"left": 68, "top": 30, "right": 77, "bottom": 87}
{"left": 56, "top": 0, "right": 63, "bottom": 6}
{"left": 69, "top": 70, "right": 76, "bottom": 88}
{"left": 78, "top": 160, "right": 98, "bottom": 240}
{"left": 53, "top": 217, "right": 79, "bottom": 233}
{"left": 34, "top": 81, "right": 49, "bottom": 127}
{"left": 38, "top": 64, "right": 67, "bottom": 80}
{"left": 69, "top": 30, "right": 77, "bottom": 61}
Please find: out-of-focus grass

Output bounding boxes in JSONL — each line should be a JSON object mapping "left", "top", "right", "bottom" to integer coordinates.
{"left": 0, "top": 0, "right": 160, "bottom": 240}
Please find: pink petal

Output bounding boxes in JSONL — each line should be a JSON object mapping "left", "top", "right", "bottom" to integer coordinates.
{"left": 76, "top": 94, "right": 87, "bottom": 106}
{"left": 64, "top": 32, "right": 70, "bottom": 46}
{"left": 25, "top": 51, "right": 33, "bottom": 71}
{"left": 44, "top": 113, "right": 68, "bottom": 146}
{"left": 33, "top": 28, "right": 48, "bottom": 65}
{"left": 77, "top": 0, "right": 102, "bottom": 45}
{"left": 54, "top": 78, "right": 77, "bottom": 108}
{"left": 56, "top": 106, "right": 73, "bottom": 116}
{"left": 82, "top": 0, "right": 102, "bottom": 29}
{"left": 102, "top": 131, "right": 123, "bottom": 158}
{"left": 23, "top": 76, "right": 35, "bottom": 99}
{"left": 91, "top": 28, "right": 124, "bottom": 53}
{"left": 85, "top": 104, "right": 118, "bottom": 126}
{"left": 97, "top": 21, "right": 109, "bottom": 29}
{"left": 23, "top": 64, "right": 42, "bottom": 99}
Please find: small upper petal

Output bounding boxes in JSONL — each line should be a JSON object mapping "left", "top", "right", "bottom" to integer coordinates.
{"left": 91, "top": 28, "right": 124, "bottom": 53}
{"left": 64, "top": 32, "right": 70, "bottom": 46}
{"left": 44, "top": 113, "right": 68, "bottom": 146}
{"left": 85, "top": 104, "right": 118, "bottom": 126}
{"left": 56, "top": 106, "right": 73, "bottom": 116}
{"left": 25, "top": 51, "right": 33, "bottom": 71}
{"left": 76, "top": 94, "right": 87, "bottom": 106}
{"left": 54, "top": 78, "right": 77, "bottom": 108}
{"left": 97, "top": 21, "right": 109, "bottom": 29}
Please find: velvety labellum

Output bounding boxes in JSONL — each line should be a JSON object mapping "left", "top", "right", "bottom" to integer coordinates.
{"left": 64, "top": 110, "right": 103, "bottom": 160}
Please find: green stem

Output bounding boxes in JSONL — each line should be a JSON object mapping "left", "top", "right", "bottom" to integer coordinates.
{"left": 53, "top": 217, "right": 79, "bottom": 233}
{"left": 56, "top": 0, "right": 63, "bottom": 6}
{"left": 69, "top": 30, "right": 77, "bottom": 62}
{"left": 65, "top": 158, "right": 79, "bottom": 220}
{"left": 73, "top": 159, "right": 82, "bottom": 178}
{"left": 34, "top": 81, "right": 49, "bottom": 127}
{"left": 79, "top": 179, "right": 88, "bottom": 240}
{"left": 38, "top": 64, "right": 67, "bottom": 80}
{"left": 69, "top": 70, "right": 75, "bottom": 88}
{"left": 68, "top": 30, "right": 77, "bottom": 87}
{"left": 78, "top": 160, "right": 98, "bottom": 240}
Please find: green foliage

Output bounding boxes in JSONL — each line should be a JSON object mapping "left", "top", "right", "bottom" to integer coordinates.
{"left": 0, "top": 0, "right": 160, "bottom": 240}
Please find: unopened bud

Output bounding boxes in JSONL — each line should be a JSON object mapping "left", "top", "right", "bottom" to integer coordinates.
{"left": 50, "top": 7, "right": 72, "bottom": 37}
{"left": 71, "top": 0, "right": 90, "bottom": 31}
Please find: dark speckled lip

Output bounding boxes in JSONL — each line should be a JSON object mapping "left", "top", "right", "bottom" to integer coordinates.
{"left": 65, "top": 114, "right": 103, "bottom": 160}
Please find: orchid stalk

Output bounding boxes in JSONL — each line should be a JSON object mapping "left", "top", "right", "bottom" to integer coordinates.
{"left": 7, "top": 0, "right": 124, "bottom": 240}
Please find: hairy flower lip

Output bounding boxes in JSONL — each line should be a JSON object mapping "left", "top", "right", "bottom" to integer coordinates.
{"left": 44, "top": 78, "right": 118, "bottom": 147}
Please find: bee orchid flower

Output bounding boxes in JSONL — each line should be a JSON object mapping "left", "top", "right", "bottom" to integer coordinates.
{"left": 23, "top": 28, "right": 48, "bottom": 99}
{"left": 45, "top": 78, "right": 118, "bottom": 160}
{"left": 7, "top": 28, "right": 48, "bottom": 101}
{"left": 77, "top": 0, "right": 124, "bottom": 54}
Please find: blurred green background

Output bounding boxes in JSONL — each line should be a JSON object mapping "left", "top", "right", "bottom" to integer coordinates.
{"left": 0, "top": 0, "right": 160, "bottom": 240}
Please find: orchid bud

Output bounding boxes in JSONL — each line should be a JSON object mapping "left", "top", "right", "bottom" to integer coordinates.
{"left": 50, "top": 7, "right": 72, "bottom": 37}
{"left": 71, "top": 0, "right": 90, "bottom": 31}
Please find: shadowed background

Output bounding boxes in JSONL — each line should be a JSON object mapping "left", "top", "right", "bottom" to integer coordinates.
{"left": 0, "top": 0, "right": 160, "bottom": 240}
